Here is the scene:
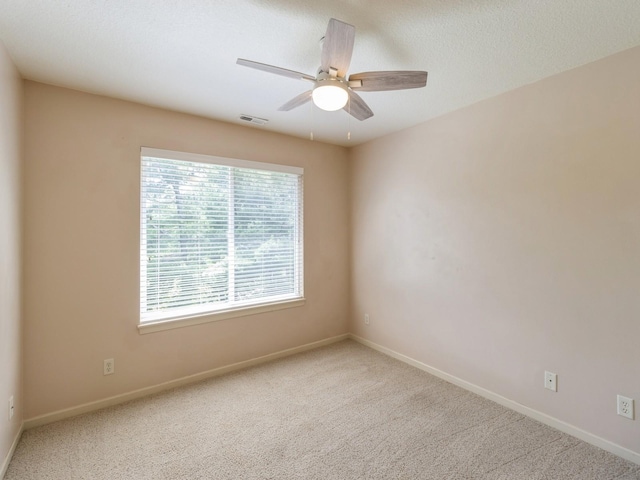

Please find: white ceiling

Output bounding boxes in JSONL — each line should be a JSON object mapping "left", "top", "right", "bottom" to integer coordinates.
{"left": 1, "top": 1, "right": 639, "bottom": 146}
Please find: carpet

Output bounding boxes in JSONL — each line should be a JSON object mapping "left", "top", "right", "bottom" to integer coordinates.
{"left": 6, "top": 340, "right": 640, "bottom": 479}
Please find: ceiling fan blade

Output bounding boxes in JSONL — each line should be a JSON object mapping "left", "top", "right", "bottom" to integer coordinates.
{"left": 348, "top": 71, "right": 428, "bottom": 91}
{"left": 278, "top": 91, "right": 313, "bottom": 111}
{"left": 344, "top": 91, "right": 374, "bottom": 121}
{"left": 236, "top": 59, "right": 315, "bottom": 82}
{"left": 320, "top": 18, "right": 356, "bottom": 78}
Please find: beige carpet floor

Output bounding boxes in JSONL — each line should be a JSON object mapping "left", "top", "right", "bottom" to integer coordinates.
{"left": 6, "top": 340, "right": 640, "bottom": 479}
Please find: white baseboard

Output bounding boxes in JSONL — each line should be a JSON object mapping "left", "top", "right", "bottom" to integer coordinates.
{"left": 21, "top": 332, "right": 639, "bottom": 467}
{"left": 25, "top": 333, "right": 349, "bottom": 430}
{"left": 348, "top": 334, "right": 640, "bottom": 466}
{"left": 1, "top": 422, "right": 23, "bottom": 480}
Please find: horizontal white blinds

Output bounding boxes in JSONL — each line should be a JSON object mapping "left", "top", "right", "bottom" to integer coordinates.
{"left": 140, "top": 153, "right": 303, "bottom": 322}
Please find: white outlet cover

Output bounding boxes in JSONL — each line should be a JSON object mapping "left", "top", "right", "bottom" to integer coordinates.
{"left": 617, "top": 395, "right": 634, "bottom": 420}
{"left": 104, "top": 358, "right": 115, "bottom": 376}
{"left": 8, "top": 396, "right": 14, "bottom": 420}
{"left": 364, "top": 314, "right": 370, "bottom": 325}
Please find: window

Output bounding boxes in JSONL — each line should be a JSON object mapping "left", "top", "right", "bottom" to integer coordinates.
{"left": 140, "top": 148, "right": 304, "bottom": 331}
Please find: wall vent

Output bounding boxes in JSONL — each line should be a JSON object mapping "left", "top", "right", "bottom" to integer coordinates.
{"left": 239, "top": 114, "right": 268, "bottom": 126}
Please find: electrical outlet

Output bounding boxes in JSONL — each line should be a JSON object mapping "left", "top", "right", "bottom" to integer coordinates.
{"left": 544, "top": 371, "right": 557, "bottom": 392}
{"left": 364, "top": 313, "right": 370, "bottom": 325}
{"left": 617, "top": 395, "right": 634, "bottom": 420}
{"left": 8, "top": 396, "right": 14, "bottom": 420}
{"left": 104, "top": 358, "right": 114, "bottom": 376}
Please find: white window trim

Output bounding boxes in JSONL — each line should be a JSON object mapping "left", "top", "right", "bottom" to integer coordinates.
{"left": 141, "top": 147, "right": 303, "bottom": 176}
{"left": 138, "top": 297, "right": 305, "bottom": 334}
{"left": 139, "top": 147, "right": 304, "bottom": 334}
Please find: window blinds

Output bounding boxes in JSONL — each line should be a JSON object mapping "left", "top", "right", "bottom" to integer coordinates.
{"left": 140, "top": 149, "right": 303, "bottom": 322}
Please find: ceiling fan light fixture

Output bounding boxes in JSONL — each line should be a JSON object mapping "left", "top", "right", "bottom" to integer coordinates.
{"left": 237, "top": 18, "right": 426, "bottom": 122}
{"left": 312, "top": 82, "right": 348, "bottom": 111}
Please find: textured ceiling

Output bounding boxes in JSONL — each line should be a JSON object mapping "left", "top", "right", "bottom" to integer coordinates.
{"left": 1, "top": 1, "right": 639, "bottom": 146}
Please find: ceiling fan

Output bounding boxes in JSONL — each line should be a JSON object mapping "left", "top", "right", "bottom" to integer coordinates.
{"left": 237, "top": 18, "right": 428, "bottom": 121}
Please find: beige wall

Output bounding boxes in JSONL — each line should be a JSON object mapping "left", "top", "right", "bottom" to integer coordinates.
{"left": 23, "top": 82, "right": 350, "bottom": 418}
{"left": 0, "top": 41, "right": 22, "bottom": 467}
{"left": 350, "top": 46, "right": 640, "bottom": 454}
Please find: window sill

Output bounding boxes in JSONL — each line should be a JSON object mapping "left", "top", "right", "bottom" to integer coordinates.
{"left": 138, "top": 298, "right": 306, "bottom": 335}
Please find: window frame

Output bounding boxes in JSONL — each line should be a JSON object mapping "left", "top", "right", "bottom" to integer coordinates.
{"left": 138, "top": 147, "right": 305, "bottom": 334}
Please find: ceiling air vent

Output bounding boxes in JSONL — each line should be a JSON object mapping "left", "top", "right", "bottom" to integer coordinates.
{"left": 239, "top": 114, "right": 268, "bottom": 126}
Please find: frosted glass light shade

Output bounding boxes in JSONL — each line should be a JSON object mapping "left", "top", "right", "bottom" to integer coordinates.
{"left": 312, "top": 84, "right": 349, "bottom": 111}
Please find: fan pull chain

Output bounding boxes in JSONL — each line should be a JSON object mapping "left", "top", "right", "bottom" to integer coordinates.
{"left": 347, "top": 95, "right": 352, "bottom": 141}
{"left": 310, "top": 100, "right": 315, "bottom": 141}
